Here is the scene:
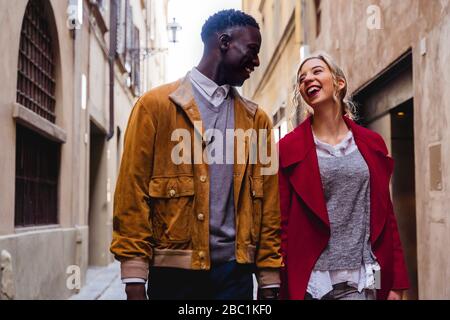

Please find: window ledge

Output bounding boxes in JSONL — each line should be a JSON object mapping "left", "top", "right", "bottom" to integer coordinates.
{"left": 12, "top": 103, "right": 67, "bottom": 143}
{"left": 14, "top": 224, "right": 61, "bottom": 234}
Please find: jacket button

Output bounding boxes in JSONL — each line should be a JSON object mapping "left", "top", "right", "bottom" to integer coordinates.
{"left": 197, "top": 213, "right": 205, "bottom": 221}
{"left": 169, "top": 189, "right": 176, "bottom": 197}
{"left": 200, "top": 176, "right": 207, "bottom": 183}
{"left": 198, "top": 251, "right": 205, "bottom": 258}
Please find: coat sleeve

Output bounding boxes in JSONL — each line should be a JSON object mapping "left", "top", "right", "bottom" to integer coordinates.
{"left": 110, "top": 97, "right": 156, "bottom": 281}
{"left": 255, "top": 117, "right": 282, "bottom": 288}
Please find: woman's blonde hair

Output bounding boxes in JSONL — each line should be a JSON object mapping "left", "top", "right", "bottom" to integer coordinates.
{"left": 292, "top": 51, "right": 357, "bottom": 123}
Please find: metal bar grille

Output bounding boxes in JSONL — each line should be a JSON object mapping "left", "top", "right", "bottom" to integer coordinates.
{"left": 15, "top": 125, "right": 60, "bottom": 227}
{"left": 16, "top": 0, "right": 56, "bottom": 123}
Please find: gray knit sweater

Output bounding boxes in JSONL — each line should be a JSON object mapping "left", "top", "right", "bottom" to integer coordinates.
{"left": 314, "top": 149, "right": 375, "bottom": 271}
{"left": 191, "top": 85, "right": 236, "bottom": 264}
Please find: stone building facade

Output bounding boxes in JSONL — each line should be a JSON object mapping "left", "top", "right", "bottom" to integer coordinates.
{"left": 243, "top": 0, "right": 450, "bottom": 299}
{"left": 0, "top": 0, "right": 168, "bottom": 299}
{"left": 242, "top": 0, "right": 302, "bottom": 143}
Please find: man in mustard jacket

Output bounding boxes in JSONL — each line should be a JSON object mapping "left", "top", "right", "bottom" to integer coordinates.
{"left": 110, "top": 9, "right": 281, "bottom": 300}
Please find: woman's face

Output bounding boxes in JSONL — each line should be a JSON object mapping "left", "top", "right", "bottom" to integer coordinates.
{"left": 298, "top": 58, "right": 338, "bottom": 109}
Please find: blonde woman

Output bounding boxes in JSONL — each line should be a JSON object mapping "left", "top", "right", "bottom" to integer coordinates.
{"left": 278, "top": 52, "right": 409, "bottom": 300}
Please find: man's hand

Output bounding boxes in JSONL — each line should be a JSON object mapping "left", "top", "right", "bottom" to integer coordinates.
{"left": 125, "top": 283, "right": 147, "bottom": 300}
{"left": 258, "top": 287, "right": 280, "bottom": 300}
{"left": 387, "top": 290, "right": 403, "bottom": 300}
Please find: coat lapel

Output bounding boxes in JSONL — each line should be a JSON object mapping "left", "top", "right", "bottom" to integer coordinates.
{"left": 280, "top": 117, "right": 330, "bottom": 228}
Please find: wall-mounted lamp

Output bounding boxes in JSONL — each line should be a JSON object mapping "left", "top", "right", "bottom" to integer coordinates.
{"left": 167, "top": 18, "right": 182, "bottom": 43}
{"left": 67, "top": 0, "right": 83, "bottom": 31}
{"left": 127, "top": 18, "right": 182, "bottom": 60}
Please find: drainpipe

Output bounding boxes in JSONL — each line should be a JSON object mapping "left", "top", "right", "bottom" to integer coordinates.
{"left": 107, "top": 0, "right": 118, "bottom": 141}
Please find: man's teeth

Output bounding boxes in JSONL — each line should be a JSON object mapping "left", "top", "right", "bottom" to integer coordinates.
{"left": 245, "top": 67, "right": 252, "bottom": 73}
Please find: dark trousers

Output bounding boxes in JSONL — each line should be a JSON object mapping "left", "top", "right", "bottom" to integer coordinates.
{"left": 147, "top": 260, "right": 254, "bottom": 300}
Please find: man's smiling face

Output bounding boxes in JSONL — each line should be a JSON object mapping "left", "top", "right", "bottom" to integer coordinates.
{"left": 220, "top": 25, "right": 261, "bottom": 87}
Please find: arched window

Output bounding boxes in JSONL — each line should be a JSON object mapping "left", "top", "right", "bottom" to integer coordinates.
{"left": 15, "top": 0, "right": 59, "bottom": 227}
{"left": 17, "top": 0, "right": 56, "bottom": 123}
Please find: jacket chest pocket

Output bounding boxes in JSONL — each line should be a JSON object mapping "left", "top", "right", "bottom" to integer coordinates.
{"left": 249, "top": 176, "right": 264, "bottom": 244}
{"left": 149, "top": 176, "right": 195, "bottom": 243}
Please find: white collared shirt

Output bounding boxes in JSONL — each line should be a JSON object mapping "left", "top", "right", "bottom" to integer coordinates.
{"left": 313, "top": 130, "right": 357, "bottom": 158}
{"left": 189, "top": 67, "right": 231, "bottom": 107}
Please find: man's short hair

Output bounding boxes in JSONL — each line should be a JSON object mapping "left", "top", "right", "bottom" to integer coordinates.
{"left": 201, "top": 9, "right": 260, "bottom": 44}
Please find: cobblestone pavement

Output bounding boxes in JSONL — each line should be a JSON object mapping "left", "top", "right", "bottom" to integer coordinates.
{"left": 69, "top": 261, "right": 126, "bottom": 300}
{"left": 69, "top": 260, "right": 259, "bottom": 300}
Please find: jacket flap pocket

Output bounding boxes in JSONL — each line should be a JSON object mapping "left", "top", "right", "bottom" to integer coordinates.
{"left": 249, "top": 176, "right": 264, "bottom": 198}
{"left": 149, "top": 176, "right": 195, "bottom": 198}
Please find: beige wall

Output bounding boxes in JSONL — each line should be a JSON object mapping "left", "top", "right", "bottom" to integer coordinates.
{"left": 242, "top": 0, "right": 301, "bottom": 138}
{"left": 413, "top": 12, "right": 450, "bottom": 299}
{"left": 142, "top": 0, "right": 169, "bottom": 90}
{"left": 242, "top": 0, "right": 450, "bottom": 300}
{"left": 0, "top": 0, "right": 28, "bottom": 236}
{"left": 0, "top": 0, "right": 168, "bottom": 299}
{"left": 0, "top": 0, "right": 77, "bottom": 235}
{"left": 305, "top": 0, "right": 449, "bottom": 94}
{"left": 304, "top": 0, "right": 450, "bottom": 299}
{"left": 0, "top": 0, "right": 81, "bottom": 299}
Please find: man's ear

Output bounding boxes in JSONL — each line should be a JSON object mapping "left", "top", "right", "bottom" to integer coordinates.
{"left": 219, "top": 33, "right": 231, "bottom": 52}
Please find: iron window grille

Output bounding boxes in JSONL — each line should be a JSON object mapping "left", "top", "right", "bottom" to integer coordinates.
{"left": 15, "top": 125, "right": 60, "bottom": 227}
{"left": 17, "top": 0, "right": 56, "bottom": 123}
{"left": 15, "top": 0, "right": 59, "bottom": 227}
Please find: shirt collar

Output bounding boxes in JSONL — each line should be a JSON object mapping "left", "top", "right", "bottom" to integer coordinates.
{"left": 190, "top": 67, "right": 230, "bottom": 105}
{"left": 313, "top": 130, "right": 355, "bottom": 156}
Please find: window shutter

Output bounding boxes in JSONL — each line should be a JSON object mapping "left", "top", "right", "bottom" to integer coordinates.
{"left": 131, "top": 25, "right": 141, "bottom": 96}
{"left": 124, "top": 0, "right": 132, "bottom": 73}
{"left": 116, "top": 0, "right": 126, "bottom": 56}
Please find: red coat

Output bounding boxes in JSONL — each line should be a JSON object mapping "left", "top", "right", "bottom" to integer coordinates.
{"left": 278, "top": 116, "right": 410, "bottom": 300}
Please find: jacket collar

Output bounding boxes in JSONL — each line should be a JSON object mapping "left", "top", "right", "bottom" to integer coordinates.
{"left": 168, "top": 73, "right": 259, "bottom": 210}
{"left": 168, "top": 72, "right": 258, "bottom": 118}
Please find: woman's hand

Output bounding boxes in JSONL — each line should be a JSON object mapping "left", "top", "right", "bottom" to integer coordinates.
{"left": 387, "top": 290, "right": 403, "bottom": 300}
